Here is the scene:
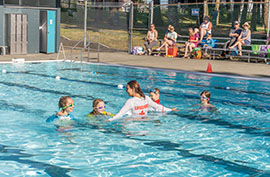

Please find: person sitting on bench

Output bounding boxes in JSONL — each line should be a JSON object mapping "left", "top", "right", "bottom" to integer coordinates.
{"left": 183, "top": 28, "right": 199, "bottom": 58}
{"left": 156, "top": 25, "right": 177, "bottom": 57}
{"left": 144, "top": 24, "right": 158, "bottom": 55}
{"left": 229, "top": 22, "right": 251, "bottom": 56}
{"left": 199, "top": 16, "right": 212, "bottom": 42}
{"left": 221, "top": 21, "right": 242, "bottom": 57}
{"left": 203, "top": 34, "right": 215, "bottom": 58}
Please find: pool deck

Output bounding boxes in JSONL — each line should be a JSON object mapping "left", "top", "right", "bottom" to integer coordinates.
{"left": 0, "top": 52, "right": 269, "bottom": 78}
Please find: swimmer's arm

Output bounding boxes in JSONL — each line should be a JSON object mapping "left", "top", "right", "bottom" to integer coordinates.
{"left": 69, "top": 114, "right": 78, "bottom": 121}
{"left": 147, "top": 96, "right": 172, "bottom": 112}
{"left": 108, "top": 100, "right": 132, "bottom": 121}
{"left": 103, "top": 111, "right": 115, "bottom": 117}
{"left": 46, "top": 114, "right": 58, "bottom": 123}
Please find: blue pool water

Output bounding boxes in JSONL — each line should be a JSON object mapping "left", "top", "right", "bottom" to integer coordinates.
{"left": 0, "top": 61, "right": 269, "bottom": 176}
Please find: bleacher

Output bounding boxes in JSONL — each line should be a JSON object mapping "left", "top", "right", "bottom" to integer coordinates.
{"left": 151, "top": 35, "right": 268, "bottom": 63}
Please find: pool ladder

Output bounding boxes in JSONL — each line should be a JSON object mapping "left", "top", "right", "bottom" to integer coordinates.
{"left": 69, "top": 35, "right": 100, "bottom": 63}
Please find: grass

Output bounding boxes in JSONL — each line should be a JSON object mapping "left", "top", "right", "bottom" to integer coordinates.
{"left": 61, "top": 25, "right": 129, "bottom": 50}
{"left": 61, "top": 17, "right": 267, "bottom": 51}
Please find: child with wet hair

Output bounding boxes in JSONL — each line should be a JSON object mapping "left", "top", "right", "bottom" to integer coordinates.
{"left": 88, "top": 99, "right": 113, "bottom": 117}
{"left": 46, "top": 96, "right": 76, "bottom": 126}
{"left": 200, "top": 90, "right": 216, "bottom": 109}
{"left": 149, "top": 88, "right": 161, "bottom": 104}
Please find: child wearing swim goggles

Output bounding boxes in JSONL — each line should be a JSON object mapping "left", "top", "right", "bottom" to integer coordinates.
{"left": 88, "top": 99, "right": 114, "bottom": 118}
{"left": 200, "top": 90, "right": 216, "bottom": 109}
{"left": 46, "top": 96, "right": 76, "bottom": 126}
{"left": 149, "top": 88, "right": 161, "bottom": 105}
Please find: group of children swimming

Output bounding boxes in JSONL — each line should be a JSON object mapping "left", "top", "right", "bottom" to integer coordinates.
{"left": 46, "top": 80, "right": 215, "bottom": 126}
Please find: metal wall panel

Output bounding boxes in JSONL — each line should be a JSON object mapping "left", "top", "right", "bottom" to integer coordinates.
{"left": 56, "top": 8, "right": 60, "bottom": 52}
{"left": 4, "top": 0, "right": 19, "bottom": 5}
{"left": 0, "top": 7, "right": 4, "bottom": 46}
{"left": 7, "top": 13, "right": 28, "bottom": 54}
{"left": 4, "top": 0, "right": 56, "bottom": 8}
{"left": 22, "top": 14, "right": 27, "bottom": 54}
{"left": 16, "top": 14, "right": 22, "bottom": 54}
{"left": 10, "top": 14, "right": 16, "bottom": 54}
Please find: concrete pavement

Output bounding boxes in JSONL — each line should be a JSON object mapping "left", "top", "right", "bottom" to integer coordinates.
{"left": 0, "top": 52, "right": 269, "bottom": 78}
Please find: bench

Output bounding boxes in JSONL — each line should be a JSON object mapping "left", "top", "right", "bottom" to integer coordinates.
{"left": 148, "top": 35, "right": 268, "bottom": 62}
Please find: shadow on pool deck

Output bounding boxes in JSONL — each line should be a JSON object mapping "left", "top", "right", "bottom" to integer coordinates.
{"left": 0, "top": 52, "right": 269, "bottom": 78}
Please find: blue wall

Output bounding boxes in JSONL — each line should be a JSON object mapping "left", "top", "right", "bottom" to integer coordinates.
{"left": 0, "top": 6, "right": 60, "bottom": 54}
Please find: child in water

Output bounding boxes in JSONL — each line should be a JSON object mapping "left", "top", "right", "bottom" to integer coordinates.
{"left": 107, "top": 80, "right": 177, "bottom": 122}
{"left": 88, "top": 99, "right": 114, "bottom": 118}
{"left": 200, "top": 90, "right": 216, "bottom": 109}
{"left": 46, "top": 96, "right": 76, "bottom": 127}
{"left": 149, "top": 88, "right": 160, "bottom": 104}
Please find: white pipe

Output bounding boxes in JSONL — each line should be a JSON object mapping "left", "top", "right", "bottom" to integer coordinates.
{"left": 84, "top": 0, "right": 88, "bottom": 48}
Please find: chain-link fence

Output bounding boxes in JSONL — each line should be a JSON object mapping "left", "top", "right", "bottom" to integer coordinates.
{"left": 152, "top": 2, "right": 267, "bottom": 38}
{"left": 60, "top": 1, "right": 269, "bottom": 52}
{"left": 132, "top": 1, "right": 269, "bottom": 53}
{"left": 61, "top": 1, "right": 130, "bottom": 51}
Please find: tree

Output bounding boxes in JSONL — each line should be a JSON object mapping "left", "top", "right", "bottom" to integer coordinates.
{"left": 240, "top": 1, "right": 247, "bottom": 25}
{"left": 251, "top": 2, "right": 258, "bottom": 31}
{"left": 264, "top": 0, "right": 269, "bottom": 31}
{"left": 231, "top": 0, "right": 241, "bottom": 27}
{"left": 203, "top": 0, "right": 208, "bottom": 17}
{"left": 215, "top": 0, "right": 220, "bottom": 25}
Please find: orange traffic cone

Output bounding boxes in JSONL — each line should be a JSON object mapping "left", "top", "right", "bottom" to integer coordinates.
{"left": 206, "top": 63, "right": 212, "bottom": 73}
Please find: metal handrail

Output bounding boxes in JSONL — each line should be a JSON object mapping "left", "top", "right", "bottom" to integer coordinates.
{"left": 84, "top": 35, "right": 101, "bottom": 63}
{"left": 70, "top": 35, "right": 90, "bottom": 62}
{"left": 69, "top": 35, "right": 101, "bottom": 63}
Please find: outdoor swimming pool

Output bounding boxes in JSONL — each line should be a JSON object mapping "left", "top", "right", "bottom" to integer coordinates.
{"left": 0, "top": 61, "right": 269, "bottom": 176}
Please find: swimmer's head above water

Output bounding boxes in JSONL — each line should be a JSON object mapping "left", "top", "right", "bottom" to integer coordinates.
{"left": 126, "top": 80, "right": 145, "bottom": 99}
{"left": 149, "top": 88, "right": 160, "bottom": 102}
{"left": 200, "top": 90, "right": 211, "bottom": 105}
{"left": 58, "top": 96, "right": 74, "bottom": 113}
{"left": 90, "top": 99, "right": 106, "bottom": 115}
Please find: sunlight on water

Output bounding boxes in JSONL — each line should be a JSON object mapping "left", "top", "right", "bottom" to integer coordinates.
{"left": 0, "top": 62, "right": 269, "bottom": 176}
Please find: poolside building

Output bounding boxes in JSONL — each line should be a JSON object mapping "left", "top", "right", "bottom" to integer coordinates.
{"left": 0, "top": 0, "right": 61, "bottom": 55}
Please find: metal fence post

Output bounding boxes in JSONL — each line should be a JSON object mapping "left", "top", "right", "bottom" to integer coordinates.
{"left": 128, "top": 2, "right": 134, "bottom": 54}
{"left": 84, "top": 0, "right": 88, "bottom": 49}
{"left": 267, "top": 0, "right": 270, "bottom": 38}
{"left": 148, "top": 1, "right": 154, "bottom": 29}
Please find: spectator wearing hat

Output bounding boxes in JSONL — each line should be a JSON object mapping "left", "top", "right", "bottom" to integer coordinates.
{"left": 156, "top": 25, "right": 177, "bottom": 56}
{"left": 221, "top": 21, "right": 242, "bottom": 57}
{"left": 229, "top": 22, "right": 251, "bottom": 56}
{"left": 199, "top": 16, "right": 213, "bottom": 42}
